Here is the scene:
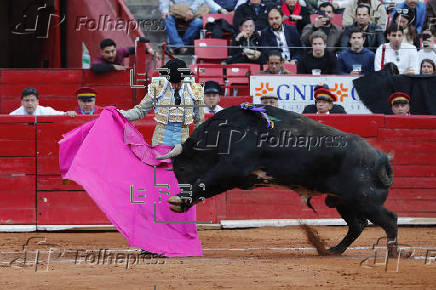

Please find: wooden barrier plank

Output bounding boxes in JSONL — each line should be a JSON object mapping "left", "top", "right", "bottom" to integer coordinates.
{"left": 393, "top": 166, "right": 436, "bottom": 177}
{"left": 385, "top": 116, "right": 436, "bottom": 129}
{"left": 388, "top": 188, "right": 436, "bottom": 200}
{"left": 0, "top": 157, "right": 35, "bottom": 174}
{"left": 0, "top": 123, "right": 35, "bottom": 139}
{"left": 82, "top": 70, "right": 130, "bottom": 85}
{"left": 36, "top": 157, "right": 59, "bottom": 175}
{"left": 308, "top": 114, "right": 385, "bottom": 137}
{"left": 0, "top": 176, "right": 34, "bottom": 191}
{"left": 0, "top": 190, "right": 35, "bottom": 208}
{"left": 380, "top": 128, "right": 436, "bottom": 142}
{"left": 383, "top": 142, "right": 436, "bottom": 154}
{"left": 0, "top": 209, "right": 35, "bottom": 225}
{"left": 392, "top": 177, "right": 436, "bottom": 188}
{"left": 1, "top": 70, "right": 82, "bottom": 84}
{"left": 385, "top": 199, "right": 436, "bottom": 212}
{"left": 390, "top": 152, "right": 436, "bottom": 165}
{"left": 37, "top": 175, "right": 83, "bottom": 191}
{"left": 0, "top": 140, "right": 35, "bottom": 156}
{"left": 37, "top": 191, "right": 110, "bottom": 225}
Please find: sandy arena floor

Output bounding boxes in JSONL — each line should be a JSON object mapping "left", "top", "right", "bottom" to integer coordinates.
{"left": 0, "top": 226, "right": 435, "bottom": 289}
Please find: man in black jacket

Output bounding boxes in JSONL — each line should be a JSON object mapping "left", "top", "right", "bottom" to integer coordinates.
{"left": 260, "top": 7, "right": 302, "bottom": 64}
{"left": 340, "top": 4, "right": 385, "bottom": 52}
{"left": 233, "top": 0, "right": 275, "bottom": 32}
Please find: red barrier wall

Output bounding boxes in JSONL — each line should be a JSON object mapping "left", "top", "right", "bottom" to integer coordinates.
{"left": 1, "top": 114, "right": 436, "bottom": 226}
{"left": 0, "top": 69, "right": 134, "bottom": 114}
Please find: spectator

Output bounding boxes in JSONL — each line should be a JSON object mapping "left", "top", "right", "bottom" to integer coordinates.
{"left": 159, "top": 0, "right": 205, "bottom": 54}
{"left": 303, "top": 0, "right": 319, "bottom": 14}
{"left": 343, "top": 0, "right": 387, "bottom": 31}
{"left": 205, "top": 0, "right": 231, "bottom": 13}
{"left": 233, "top": 0, "right": 274, "bottom": 32}
{"left": 392, "top": 12, "right": 420, "bottom": 49}
{"left": 260, "top": 7, "right": 303, "bottom": 64}
{"left": 234, "top": 0, "right": 280, "bottom": 11}
{"left": 10, "top": 88, "right": 77, "bottom": 116}
{"left": 260, "top": 50, "right": 292, "bottom": 74}
{"left": 301, "top": 2, "right": 343, "bottom": 54}
{"left": 383, "top": 0, "right": 403, "bottom": 14}
{"left": 340, "top": 4, "right": 385, "bottom": 52}
{"left": 391, "top": 0, "right": 426, "bottom": 33}
{"left": 203, "top": 81, "right": 224, "bottom": 114}
{"left": 260, "top": 94, "right": 279, "bottom": 107}
{"left": 282, "top": 0, "right": 310, "bottom": 33}
{"left": 426, "top": 0, "right": 436, "bottom": 27}
{"left": 318, "top": 0, "right": 350, "bottom": 14}
{"left": 210, "top": 0, "right": 239, "bottom": 12}
{"left": 302, "top": 84, "right": 347, "bottom": 114}
{"left": 75, "top": 87, "right": 104, "bottom": 115}
{"left": 338, "top": 28, "right": 375, "bottom": 75}
{"left": 418, "top": 26, "right": 436, "bottom": 65}
{"left": 91, "top": 38, "right": 152, "bottom": 73}
{"left": 226, "top": 18, "right": 262, "bottom": 64}
{"left": 375, "top": 25, "right": 418, "bottom": 74}
{"left": 388, "top": 92, "right": 410, "bottom": 115}
{"left": 297, "top": 31, "right": 337, "bottom": 74}
{"left": 420, "top": 59, "right": 436, "bottom": 74}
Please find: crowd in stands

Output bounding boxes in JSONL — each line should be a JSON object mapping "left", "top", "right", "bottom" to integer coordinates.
{"left": 159, "top": 0, "right": 436, "bottom": 77}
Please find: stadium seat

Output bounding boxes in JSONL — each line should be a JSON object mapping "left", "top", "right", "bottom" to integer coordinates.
{"left": 283, "top": 63, "right": 297, "bottom": 74}
{"left": 194, "top": 39, "right": 228, "bottom": 63}
{"left": 189, "top": 64, "right": 225, "bottom": 85}
{"left": 310, "top": 14, "right": 343, "bottom": 27}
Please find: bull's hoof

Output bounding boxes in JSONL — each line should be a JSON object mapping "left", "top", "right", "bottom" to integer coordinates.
{"left": 168, "top": 196, "right": 185, "bottom": 213}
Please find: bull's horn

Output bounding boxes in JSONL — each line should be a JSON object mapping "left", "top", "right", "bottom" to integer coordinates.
{"left": 155, "top": 144, "right": 183, "bottom": 160}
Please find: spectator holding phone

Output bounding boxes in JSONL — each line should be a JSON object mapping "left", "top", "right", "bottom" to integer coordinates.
{"left": 418, "top": 26, "right": 436, "bottom": 65}
{"left": 301, "top": 2, "right": 342, "bottom": 53}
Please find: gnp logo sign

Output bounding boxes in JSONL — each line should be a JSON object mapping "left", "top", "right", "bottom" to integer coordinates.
{"left": 250, "top": 75, "right": 371, "bottom": 114}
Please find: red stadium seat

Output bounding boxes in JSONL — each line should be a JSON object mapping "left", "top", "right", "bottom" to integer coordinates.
{"left": 194, "top": 39, "right": 228, "bottom": 63}
{"left": 310, "top": 14, "right": 343, "bottom": 27}
{"left": 189, "top": 64, "right": 225, "bottom": 85}
{"left": 283, "top": 63, "right": 297, "bottom": 74}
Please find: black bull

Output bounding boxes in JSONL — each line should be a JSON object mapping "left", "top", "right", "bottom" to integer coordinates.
{"left": 158, "top": 105, "right": 398, "bottom": 255}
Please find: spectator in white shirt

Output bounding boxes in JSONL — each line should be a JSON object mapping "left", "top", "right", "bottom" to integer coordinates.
{"left": 375, "top": 24, "right": 418, "bottom": 74}
{"left": 9, "top": 88, "right": 77, "bottom": 116}
{"left": 203, "top": 81, "right": 224, "bottom": 114}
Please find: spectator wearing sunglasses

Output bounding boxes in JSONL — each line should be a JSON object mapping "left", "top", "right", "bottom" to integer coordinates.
{"left": 391, "top": 0, "right": 426, "bottom": 33}
{"left": 374, "top": 24, "right": 418, "bottom": 74}
{"left": 393, "top": 11, "right": 420, "bottom": 49}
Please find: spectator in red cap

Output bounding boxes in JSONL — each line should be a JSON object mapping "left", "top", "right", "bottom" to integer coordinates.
{"left": 389, "top": 92, "right": 410, "bottom": 115}
{"left": 75, "top": 87, "right": 104, "bottom": 115}
{"left": 302, "top": 83, "right": 347, "bottom": 114}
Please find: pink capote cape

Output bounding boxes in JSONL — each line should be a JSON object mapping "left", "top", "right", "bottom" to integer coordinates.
{"left": 59, "top": 107, "right": 203, "bottom": 257}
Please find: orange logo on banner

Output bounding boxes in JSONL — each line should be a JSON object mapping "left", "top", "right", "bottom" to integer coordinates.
{"left": 330, "top": 83, "right": 348, "bottom": 102}
{"left": 255, "top": 82, "right": 274, "bottom": 96}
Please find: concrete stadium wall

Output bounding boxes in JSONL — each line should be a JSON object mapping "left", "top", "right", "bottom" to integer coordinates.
{"left": 0, "top": 114, "right": 435, "bottom": 227}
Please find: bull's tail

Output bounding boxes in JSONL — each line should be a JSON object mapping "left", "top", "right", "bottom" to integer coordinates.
{"left": 376, "top": 153, "right": 394, "bottom": 188}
